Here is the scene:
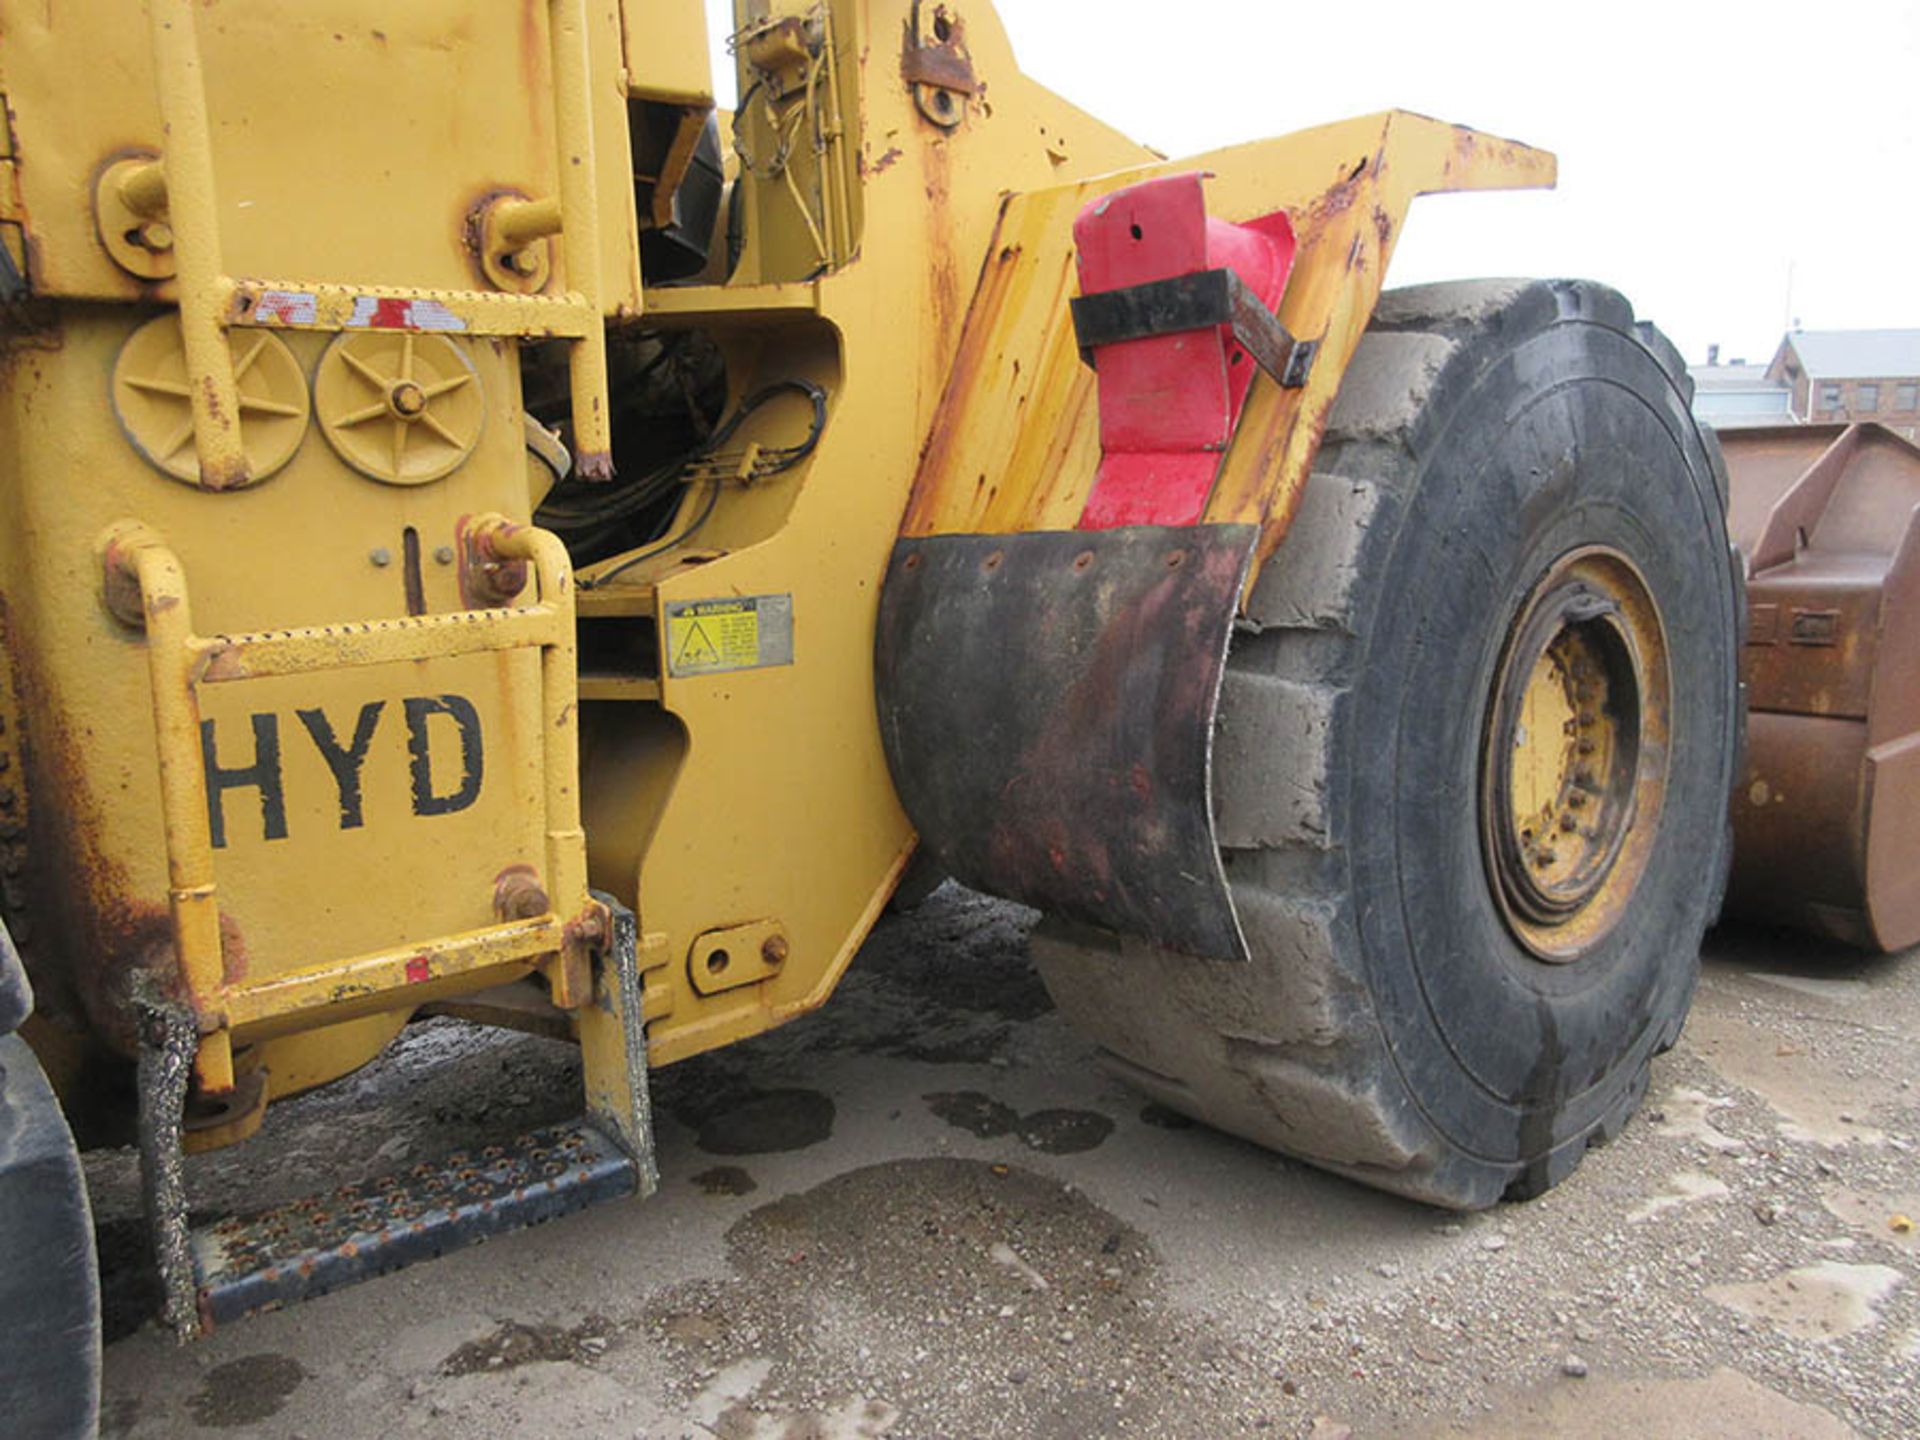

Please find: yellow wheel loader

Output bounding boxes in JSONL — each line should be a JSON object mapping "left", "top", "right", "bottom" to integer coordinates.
{"left": 0, "top": 3, "right": 1741, "bottom": 1431}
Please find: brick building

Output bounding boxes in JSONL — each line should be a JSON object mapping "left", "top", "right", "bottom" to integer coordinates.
{"left": 1764, "top": 329, "right": 1920, "bottom": 438}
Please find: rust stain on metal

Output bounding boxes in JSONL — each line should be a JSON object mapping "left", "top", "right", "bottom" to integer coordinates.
{"left": 5, "top": 609, "right": 227, "bottom": 1052}
{"left": 573, "top": 447, "right": 614, "bottom": 483}
{"left": 900, "top": 8, "right": 980, "bottom": 95}
{"left": 492, "top": 864, "right": 550, "bottom": 921}
{"left": 902, "top": 205, "right": 1018, "bottom": 535}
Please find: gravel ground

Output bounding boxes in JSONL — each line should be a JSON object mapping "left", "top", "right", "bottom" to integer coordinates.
{"left": 90, "top": 887, "right": 1919, "bottom": 1437}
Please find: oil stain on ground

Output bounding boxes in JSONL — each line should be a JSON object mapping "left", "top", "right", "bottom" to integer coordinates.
{"left": 642, "top": 1158, "right": 1289, "bottom": 1436}
{"left": 186, "top": 1353, "right": 306, "bottom": 1428}
{"left": 686, "top": 1088, "right": 836, "bottom": 1156}
{"left": 925, "top": 1089, "right": 1114, "bottom": 1153}
{"left": 692, "top": 1164, "right": 759, "bottom": 1196}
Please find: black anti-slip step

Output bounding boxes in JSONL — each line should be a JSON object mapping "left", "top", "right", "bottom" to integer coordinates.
{"left": 190, "top": 1120, "right": 636, "bottom": 1328}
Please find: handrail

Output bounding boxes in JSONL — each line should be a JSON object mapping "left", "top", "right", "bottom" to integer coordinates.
{"left": 144, "top": 0, "right": 616, "bottom": 490}
{"left": 104, "top": 515, "right": 595, "bottom": 1092}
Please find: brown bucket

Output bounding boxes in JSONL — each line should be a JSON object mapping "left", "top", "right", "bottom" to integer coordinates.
{"left": 1721, "top": 422, "right": 1920, "bottom": 951}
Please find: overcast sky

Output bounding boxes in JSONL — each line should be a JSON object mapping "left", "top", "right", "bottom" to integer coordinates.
{"left": 706, "top": 1, "right": 1918, "bottom": 367}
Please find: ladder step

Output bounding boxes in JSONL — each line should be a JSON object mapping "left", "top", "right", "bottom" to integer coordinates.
{"left": 190, "top": 1121, "right": 636, "bottom": 1328}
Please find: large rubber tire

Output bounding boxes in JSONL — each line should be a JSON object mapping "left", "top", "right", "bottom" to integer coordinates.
{"left": 1034, "top": 279, "right": 1740, "bottom": 1209}
{"left": 0, "top": 930, "right": 100, "bottom": 1439}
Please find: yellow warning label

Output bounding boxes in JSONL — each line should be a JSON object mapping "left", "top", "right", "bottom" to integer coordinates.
{"left": 664, "top": 595, "right": 794, "bottom": 678}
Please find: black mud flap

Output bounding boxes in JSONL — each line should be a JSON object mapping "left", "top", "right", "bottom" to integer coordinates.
{"left": 875, "top": 525, "right": 1255, "bottom": 962}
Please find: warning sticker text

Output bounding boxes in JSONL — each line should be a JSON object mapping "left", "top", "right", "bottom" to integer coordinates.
{"left": 664, "top": 595, "right": 795, "bottom": 678}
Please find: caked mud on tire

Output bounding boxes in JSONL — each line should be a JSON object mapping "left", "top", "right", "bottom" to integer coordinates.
{"left": 1034, "top": 280, "right": 1741, "bottom": 1209}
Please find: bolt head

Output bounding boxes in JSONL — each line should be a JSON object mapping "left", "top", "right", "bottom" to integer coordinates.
{"left": 434, "top": 545, "right": 456, "bottom": 566}
{"left": 370, "top": 547, "right": 393, "bottom": 567}
{"left": 389, "top": 380, "right": 427, "bottom": 418}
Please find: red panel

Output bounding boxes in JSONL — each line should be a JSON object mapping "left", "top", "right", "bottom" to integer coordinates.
{"left": 1073, "top": 174, "right": 1296, "bottom": 530}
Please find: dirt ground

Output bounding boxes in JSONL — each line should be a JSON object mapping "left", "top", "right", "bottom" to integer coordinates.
{"left": 89, "top": 887, "right": 1919, "bottom": 1438}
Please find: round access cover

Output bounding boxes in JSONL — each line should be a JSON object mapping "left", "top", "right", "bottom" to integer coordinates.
{"left": 314, "top": 331, "right": 484, "bottom": 486}
{"left": 112, "top": 316, "right": 310, "bottom": 486}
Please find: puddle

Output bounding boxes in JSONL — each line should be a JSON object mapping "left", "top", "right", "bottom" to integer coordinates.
{"left": 1708, "top": 1262, "right": 1902, "bottom": 1342}
{"left": 1017, "top": 1108, "right": 1114, "bottom": 1154}
{"left": 923, "top": 1091, "right": 1113, "bottom": 1154}
{"left": 186, "top": 1353, "right": 307, "bottom": 1429}
{"left": 1628, "top": 1170, "right": 1731, "bottom": 1223}
{"left": 691, "top": 1089, "right": 836, "bottom": 1156}
{"left": 1821, "top": 1187, "right": 1920, "bottom": 1254}
{"left": 926, "top": 1090, "right": 1020, "bottom": 1139}
{"left": 693, "top": 1165, "right": 760, "bottom": 1197}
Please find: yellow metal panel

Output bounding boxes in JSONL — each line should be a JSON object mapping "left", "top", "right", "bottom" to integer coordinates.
{"left": 590, "top": 1, "right": 1158, "bottom": 1066}
{"left": 897, "top": 110, "right": 1556, "bottom": 592}
{"left": 619, "top": 0, "right": 714, "bottom": 106}
{"left": 0, "top": 1, "right": 643, "bottom": 315}
{"left": 0, "top": 310, "right": 558, "bottom": 1082}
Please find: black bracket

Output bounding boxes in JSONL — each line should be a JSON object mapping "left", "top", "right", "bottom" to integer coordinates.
{"left": 1070, "top": 268, "right": 1318, "bottom": 389}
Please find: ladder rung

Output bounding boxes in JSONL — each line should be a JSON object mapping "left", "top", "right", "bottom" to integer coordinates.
{"left": 224, "top": 278, "right": 596, "bottom": 340}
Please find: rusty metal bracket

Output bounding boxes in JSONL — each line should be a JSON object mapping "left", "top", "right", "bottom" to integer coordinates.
{"left": 903, "top": 2, "right": 979, "bottom": 128}
{"left": 579, "top": 891, "right": 657, "bottom": 1192}
{"left": 1070, "top": 268, "right": 1318, "bottom": 389}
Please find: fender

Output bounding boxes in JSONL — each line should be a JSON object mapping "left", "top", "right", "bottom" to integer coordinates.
{"left": 876, "top": 111, "right": 1554, "bottom": 960}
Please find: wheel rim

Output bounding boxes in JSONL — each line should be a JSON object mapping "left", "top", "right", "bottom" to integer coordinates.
{"left": 1481, "top": 547, "right": 1671, "bottom": 961}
